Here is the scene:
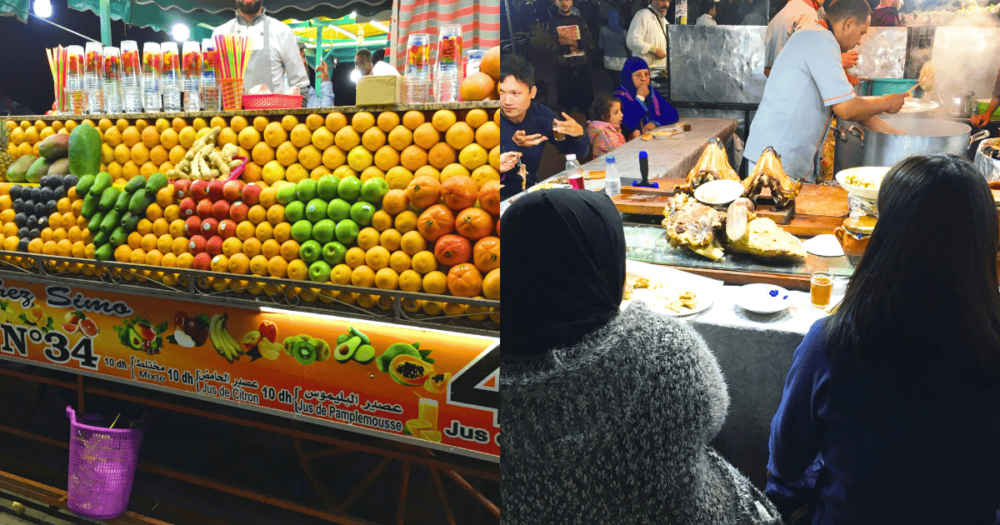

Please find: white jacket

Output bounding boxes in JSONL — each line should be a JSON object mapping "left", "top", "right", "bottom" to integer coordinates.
{"left": 626, "top": 8, "right": 669, "bottom": 73}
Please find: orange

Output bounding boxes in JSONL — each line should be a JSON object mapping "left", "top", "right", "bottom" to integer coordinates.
{"left": 320, "top": 144, "right": 347, "bottom": 170}
{"left": 146, "top": 203, "right": 164, "bottom": 221}
{"left": 286, "top": 259, "right": 308, "bottom": 280}
{"left": 352, "top": 112, "right": 376, "bottom": 133}
{"left": 422, "top": 270, "right": 448, "bottom": 294}
{"left": 253, "top": 116, "right": 270, "bottom": 132}
{"left": 428, "top": 143, "right": 457, "bottom": 170}
{"left": 156, "top": 234, "right": 173, "bottom": 254}
{"left": 388, "top": 125, "right": 413, "bottom": 151}
{"left": 114, "top": 244, "right": 133, "bottom": 263}
{"left": 127, "top": 231, "right": 143, "bottom": 249}
{"left": 279, "top": 240, "right": 300, "bottom": 261}
{"left": 413, "top": 123, "right": 440, "bottom": 150}
{"left": 373, "top": 145, "right": 400, "bottom": 172}
{"left": 160, "top": 253, "right": 178, "bottom": 268}
{"left": 104, "top": 126, "right": 123, "bottom": 146}
{"left": 471, "top": 165, "right": 501, "bottom": 189}
{"left": 145, "top": 249, "right": 164, "bottom": 267}
{"left": 280, "top": 115, "right": 299, "bottom": 131}
{"left": 330, "top": 264, "right": 352, "bottom": 285}
{"left": 276, "top": 142, "right": 299, "bottom": 167}
{"left": 176, "top": 252, "right": 194, "bottom": 269}
{"left": 489, "top": 146, "right": 501, "bottom": 169}
{"left": 362, "top": 127, "right": 387, "bottom": 151}
{"left": 122, "top": 126, "right": 141, "bottom": 147}
{"left": 398, "top": 145, "right": 427, "bottom": 173}
{"left": 228, "top": 253, "right": 250, "bottom": 274}
{"left": 273, "top": 222, "right": 292, "bottom": 243}
{"left": 360, "top": 167, "right": 385, "bottom": 183}
{"left": 230, "top": 116, "right": 249, "bottom": 133}
{"left": 141, "top": 126, "right": 161, "bottom": 148}
{"left": 222, "top": 237, "right": 244, "bottom": 257}
{"left": 56, "top": 239, "right": 73, "bottom": 257}
{"left": 211, "top": 254, "right": 230, "bottom": 273}
{"left": 382, "top": 190, "right": 409, "bottom": 215}
{"left": 243, "top": 162, "right": 263, "bottom": 183}
{"left": 351, "top": 265, "right": 376, "bottom": 287}
{"left": 482, "top": 46, "right": 500, "bottom": 79}
{"left": 325, "top": 112, "right": 348, "bottom": 132}
{"left": 141, "top": 233, "right": 158, "bottom": 252}
{"left": 445, "top": 122, "right": 475, "bottom": 150}
{"left": 402, "top": 111, "right": 425, "bottom": 131}
{"left": 447, "top": 264, "right": 483, "bottom": 297}
{"left": 290, "top": 123, "right": 312, "bottom": 148}
{"left": 252, "top": 142, "right": 275, "bottom": 166}
{"left": 247, "top": 205, "right": 268, "bottom": 225}
{"left": 345, "top": 247, "right": 367, "bottom": 269}
{"left": 171, "top": 237, "right": 189, "bottom": 255}
{"left": 255, "top": 222, "right": 274, "bottom": 241}
{"left": 365, "top": 246, "right": 391, "bottom": 270}
{"left": 380, "top": 229, "right": 402, "bottom": 251}
{"left": 266, "top": 205, "right": 285, "bottom": 225}
{"left": 236, "top": 221, "right": 257, "bottom": 241}
{"left": 131, "top": 143, "right": 151, "bottom": 165}
{"left": 459, "top": 73, "right": 496, "bottom": 102}
{"left": 305, "top": 113, "right": 325, "bottom": 131}
{"left": 371, "top": 210, "right": 394, "bottom": 232}
{"left": 263, "top": 122, "right": 288, "bottom": 148}
{"left": 164, "top": 205, "right": 181, "bottom": 223}
{"left": 249, "top": 255, "right": 269, "bottom": 276}
{"left": 389, "top": 250, "right": 411, "bottom": 274}
{"left": 114, "top": 143, "right": 131, "bottom": 164}
{"left": 431, "top": 110, "right": 457, "bottom": 132}
{"left": 395, "top": 210, "right": 418, "bottom": 234}
{"left": 261, "top": 239, "right": 281, "bottom": 259}
{"left": 374, "top": 268, "right": 399, "bottom": 290}
{"left": 172, "top": 117, "right": 188, "bottom": 133}
{"left": 168, "top": 145, "right": 186, "bottom": 165}
{"left": 482, "top": 268, "right": 500, "bottom": 300}
{"left": 149, "top": 145, "right": 169, "bottom": 166}
{"left": 399, "top": 269, "right": 422, "bottom": 292}
{"left": 465, "top": 108, "right": 489, "bottom": 129}
{"left": 356, "top": 228, "right": 381, "bottom": 250}
{"left": 242, "top": 237, "right": 262, "bottom": 258}
{"left": 377, "top": 112, "right": 400, "bottom": 133}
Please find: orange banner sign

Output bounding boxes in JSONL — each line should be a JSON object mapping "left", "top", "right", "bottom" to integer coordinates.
{"left": 0, "top": 277, "right": 499, "bottom": 459}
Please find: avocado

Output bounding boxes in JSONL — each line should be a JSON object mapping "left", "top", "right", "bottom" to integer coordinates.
{"left": 109, "top": 226, "right": 127, "bottom": 247}
{"left": 94, "top": 243, "right": 113, "bottom": 261}
{"left": 127, "top": 327, "right": 143, "bottom": 350}
{"left": 92, "top": 229, "right": 110, "bottom": 247}
{"left": 334, "top": 336, "right": 361, "bottom": 362}
{"left": 68, "top": 123, "right": 101, "bottom": 177}
{"left": 354, "top": 344, "right": 376, "bottom": 365}
{"left": 90, "top": 172, "right": 113, "bottom": 195}
{"left": 121, "top": 212, "right": 142, "bottom": 232}
{"left": 26, "top": 157, "right": 51, "bottom": 184}
{"left": 37, "top": 134, "right": 69, "bottom": 161}
{"left": 75, "top": 174, "right": 96, "bottom": 196}
{"left": 124, "top": 176, "right": 146, "bottom": 194}
{"left": 88, "top": 210, "right": 104, "bottom": 233}
{"left": 99, "top": 187, "right": 121, "bottom": 211}
{"left": 100, "top": 210, "right": 121, "bottom": 233}
{"left": 146, "top": 172, "right": 168, "bottom": 193}
{"left": 47, "top": 158, "right": 70, "bottom": 176}
{"left": 114, "top": 190, "right": 131, "bottom": 213}
{"left": 128, "top": 189, "right": 149, "bottom": 215}
{"left": 6, "top": 155, "right": 36, "bottom": 183}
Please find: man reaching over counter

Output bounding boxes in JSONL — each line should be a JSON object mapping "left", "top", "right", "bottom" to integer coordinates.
{"left": 971, "top": 67, "right": 1000, "bottom": 128}
{"left": 499, "top": 55, "right": 588, "bottom": 199}
{"left": 745, "top": 0, "right": 904, "bottom": 182}
{"left": 764, "top": 0, "right": 858, "bottom": 78}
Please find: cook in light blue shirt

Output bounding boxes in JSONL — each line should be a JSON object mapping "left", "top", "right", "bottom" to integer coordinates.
{"left": 744, "top": 7, "right": 904, "bottom": 182}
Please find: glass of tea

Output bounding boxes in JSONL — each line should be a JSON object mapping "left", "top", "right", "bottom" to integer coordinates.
{"left": 553, "top": 119, "right": 566, "bottom": 141}
{"left": 810, "top": 272, "right": 834, "bottom": 308}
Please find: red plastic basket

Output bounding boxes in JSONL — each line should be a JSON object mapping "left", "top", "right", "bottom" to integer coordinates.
{"left": 242, "top": 94, "right": 303, "bottom": 110}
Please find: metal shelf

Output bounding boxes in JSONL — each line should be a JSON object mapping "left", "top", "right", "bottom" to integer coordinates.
{"left": 0, "top": 251, "right": 499, "bottom": 337}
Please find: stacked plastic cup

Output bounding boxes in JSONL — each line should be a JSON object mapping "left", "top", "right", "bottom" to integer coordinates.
{"left": 161, "top": 42, "right": 181, "bottom": 112}
{"left": 102, "top": 47, "right": 123, "bottom": 114}
{"left": 201, "top": 39, "right": 220, "bottom": 112}
{"left": 84, "top": 42, "right": 104, "bottom": 113}
{"left": 435, "top": 25, "right": 463, "bottom": 103}
{"left": 66, "top": 45, "right": 86, "bottom": 114}
{"left": 404, "top": 33, "right": 432, "bottom": 104}
{"left": 181, "top": 41, "right": 202, "bottom": 112}
{"left": 141, "top": 42, "right": 161, "bottom": 112}
{"left": 120, "top": 41, "right": 141, "bottom": 113}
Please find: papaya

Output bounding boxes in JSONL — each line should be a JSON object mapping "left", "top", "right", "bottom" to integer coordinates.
{"left": 26, "top": 157, "right": 51, "bottom": 184}
{"left": 75, "top": 174, "right": 96, "bottom": 196}
{"left": 124, "top": 176, "right": 146, "bottom": 194}
{"left": 47, "top": 158, "right": 70, "bottom": 176}
{"left": 389, "top": 354, "right": 434, "bottom": 387}
{"left": 6, "top": 155, "right": 36, "bottom": 183}
{"left": 68, "top": 123, "right": 101, "bottom": 177}
{"left": 424, "top": 372, "right": 451, "bottom": 394}
{"left": 38, "top": 134, "right": 69, "bottom": 160}
{"left": 146, "top": 172, "right": 168, "bottom": 193}
{"left": 90, "top": 172, "right": 113, "bottom": 195}
{"left": 376, "top": 342, "right": 421, "bottom": 373}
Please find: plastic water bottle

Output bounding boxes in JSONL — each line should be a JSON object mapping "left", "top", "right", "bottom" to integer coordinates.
{"left": 565, "top": 154, "right": 583, "bottom": 189}
{"left": 605, "top": 155, "right": 622, "bottom": 197}
{"left": 201, "top": 39, "right": 221, "bottom": 112}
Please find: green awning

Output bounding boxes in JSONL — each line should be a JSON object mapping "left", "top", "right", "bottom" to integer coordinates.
{"left": 0, "top": 0, "right": 29, "bottom": 22}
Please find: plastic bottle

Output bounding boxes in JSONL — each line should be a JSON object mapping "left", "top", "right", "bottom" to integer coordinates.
{"left": 435, "top": 26, "right": 463, "bottom": 103}
{"left": 605, "top": 155, "right": 621, "bottom": 197}
{"left": 565, "top": 154, "right": 582, "bottom": 188}
{"left": 84, "top": 42, "right": 104, "bottom": 114}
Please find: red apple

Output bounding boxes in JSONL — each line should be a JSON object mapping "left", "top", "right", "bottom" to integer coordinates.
{"left": 258, "top": 320, "right": 278, "bottom": 343}
{"left": 179, "top": 197, "right": 197, "bottom": 218}
{"left": 190, "top": 180, "right": 210, "bottom": 201}
{"left": 223, "top": 180, "right": 244, "bottom": 202}
{"left": 192, "top": 252, "right": 212, "bottom": 271}
{"left": 211, "top": 200, "right": 231, "bottom": 222}
{"left": 173, "top": 179, "right": 192, "bottom": 200}
{"left": 241, "top": 184, "right": 262, "bottom": 206}
{"left": 184, "top": 216, "right": 202, "bottom": 236}
{"left": 205, "top": 236, "right": 223, "bottom": 256}
{"left": 218, "top": 219, "right": 237, "bottom": 239}
{"left": 201, "top": 218, "right": 220, "bottom": 237}
{"left": 196, "top": 198, "right": 214, "bottom": 220}
{"left": 208, "top": 180, "right": 226, "bottom": 202}
{"left": 229, "top": 201, "right": 249, "bottom": 222}
{"left": 188, "top": 235, "right": 207, "bottom": 255}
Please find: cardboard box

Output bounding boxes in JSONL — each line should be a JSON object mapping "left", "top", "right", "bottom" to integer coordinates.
{"left": 356, "top": 75, "right": 403, "bottom": 106}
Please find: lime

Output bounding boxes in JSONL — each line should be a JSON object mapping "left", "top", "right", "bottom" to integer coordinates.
{"left": 290, "top": 220, "right": 313, "bottom": 243}
{"left": 296, "top": 179, "right": 318, "bottom": 202}
{"left": 338, "top": 176, "right": 362, "bottom": 201}
{"left": 317, "top": 175, "right": 340, "bottom": 200}
{"left": 305, "top": 198, "right": 328, "bottom": 223}
{"left": 285, "top": 200, "right": 306, "bottom": 223}
{"left": 335, "top": 220, "right": 360, "bottom": 245}
{"left": 326, "top": 198, "right": 351, "bottom": 222}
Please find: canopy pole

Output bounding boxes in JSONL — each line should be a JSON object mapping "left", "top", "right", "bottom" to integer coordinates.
{"left": 389, "top": 0, "right": 400, "bottom": 70}
{"left": 99, "top": 0, "right": 111, "bottom": 47}
{"left": 315, "top": 30, "right": 325, "bottom": 92}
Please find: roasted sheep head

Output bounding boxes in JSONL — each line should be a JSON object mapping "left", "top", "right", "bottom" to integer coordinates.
{"left": 742, "top": 147, "right": 803, "bottom": 210}
{"left": 675, "top": 138, "right": 740, "bottom": 195}
{"left": 662, "top": 194, "right": 726, "bottom": 261}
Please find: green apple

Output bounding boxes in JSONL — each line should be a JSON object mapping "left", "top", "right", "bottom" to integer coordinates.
{"left": 275, "top": 185, "right": 298, "bottom": 205}
{"left": 308, "top": 260, "right": 332, "bottom": 283}
{"left": 322, "top": 241, "right": 347, "bottom": 265}
{"left": 284, "top": 200, "right": 306, "bottom": 223}
{"left": 296, "top": 179, "right": 319, "bottom": 202}
{"left": 305, "top": 198, "right": 328, "bottom": 223}
{"left": 317, "top": 175, "right": 340, "bottom": 200}
{"left": 335, "top": 219, "right": 360, "bottom": 245}
{"left": 350, "top": 201, "right": 376, "bottom": 227}
{"left": 327, "top": 198, "right": 351, "bottom": 222}
{"left": 312, "top": 219, "right": 336, "bottom": 244}
{"left": 299, "top": 240, "right": 322, "bottom": 264}
{"left": 290, "top": 220, "right": 313, "bottom": 243}
{"left": 360, "top": 177, "right": 389, "bottom": 204}
{"left": 338, "top": 176, "right": 362, "bottom": 202}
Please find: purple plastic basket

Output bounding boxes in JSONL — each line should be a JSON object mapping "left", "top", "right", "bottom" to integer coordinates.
{"left": 65, "top": 406, "right": 146, "bottom": 520}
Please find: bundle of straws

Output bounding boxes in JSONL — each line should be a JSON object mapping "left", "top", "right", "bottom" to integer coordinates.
{"left": 213, "top": 34, "right": 254, "bottom": 81}
{"left": 46, "top": 46, "right": 68, "bottom": 113}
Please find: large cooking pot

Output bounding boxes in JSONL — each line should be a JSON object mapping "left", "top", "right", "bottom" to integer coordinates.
{"left": 859, "top": 117, "right": 990, "bottom": 167}
{"left": 832, "top": 96, "right": 941, "bottom": 173}
{"left": 946, "top": 90, "right": 977, "bottom": 119}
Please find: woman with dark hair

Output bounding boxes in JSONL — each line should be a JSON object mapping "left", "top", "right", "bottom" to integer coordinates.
{"left": 767, "top": 155, "right": 1000, "bottom": 525}
{"left": 613, "top": 57, "right": 679, "bottom": 139}
{"left": 501, "top": 189, "right": 781, "bottom": 524}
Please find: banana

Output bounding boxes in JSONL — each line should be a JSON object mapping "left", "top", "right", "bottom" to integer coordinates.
{"left": 209, "top": 314, "right": 239, "bottom": 363}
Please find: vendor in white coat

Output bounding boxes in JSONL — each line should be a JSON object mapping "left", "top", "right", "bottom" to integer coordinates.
{"left": 213, "top": 0, "right": 310, "bottom": 102}
{"left": 627, "top": 0, "right": 670, "bottom": 83}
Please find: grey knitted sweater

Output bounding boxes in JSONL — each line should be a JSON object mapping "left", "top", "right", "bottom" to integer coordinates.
{"left": 501, "top": 301, "right": 782, "bottom": 525}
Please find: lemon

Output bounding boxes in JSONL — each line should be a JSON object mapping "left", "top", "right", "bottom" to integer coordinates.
{"left": 276, "top": 142, "right": 299, "bottom": 167}
{"left": 100, "top": 143, "right": 115, "bottom": 164}
{"left": 285, "top": 163, "right": 309, "bottom": 184}
{"left": 290, "top": 124, "right": 312, "bottom": 148}
{"left": 262, "top": 161, "right": 286, "bottom": 185}
{"left": 440, "top": 163, "right": 470, "bottom": 182}
{"left": 471, "top": 165, "right": 501, "bottom": 189}
{"left": 348, "top": 146, "right": 374, "bottom": 172}
{"left": 238, "top": 126, "right": 262, "bottom": 149}
{"left": 311, "top": 126, "right": 334, "bottom": 150}
{"left": 385, "top": 166, "right": 414, "bottom": 190}
{"left": 281, "top": 115, "right": 299, "bottom": 131}
{"left": 459, "top": 143, "right": 488, "bottom": 170}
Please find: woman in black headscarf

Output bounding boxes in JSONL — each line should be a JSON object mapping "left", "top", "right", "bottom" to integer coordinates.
{"left": 500, "top": 189, "right": 780, "bottom": 525}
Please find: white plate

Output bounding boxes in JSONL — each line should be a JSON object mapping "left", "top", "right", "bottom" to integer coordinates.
{"left": 835, "top": 166, "right": 890, "bottom": 201}
{"left": 734, "top": 283, "right": 794, "bottom": 314}
{"left": 694, "top": 179, "right": 745, "bottom": 206}
{"left": 620, "top": 261, "right": 723, "bottom": 317}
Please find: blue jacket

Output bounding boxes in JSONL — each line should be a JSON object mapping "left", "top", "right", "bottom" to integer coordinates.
{"left": 500, "top": 102, "right": 589, "bottom": 199}
{"left": 767, "top": 319, "right": 1000, "bottom": 525}
{"left": 306, "top": 81, "right": 334, "bottom": 108}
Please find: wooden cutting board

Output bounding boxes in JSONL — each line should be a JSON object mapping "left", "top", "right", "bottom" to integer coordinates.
{"left": 613, "top": 178, "right": 850, "bottom": 237}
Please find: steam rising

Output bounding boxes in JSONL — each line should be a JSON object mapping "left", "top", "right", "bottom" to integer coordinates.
{"left": 930, "top": 26, "right": 1000, "bottom": 101}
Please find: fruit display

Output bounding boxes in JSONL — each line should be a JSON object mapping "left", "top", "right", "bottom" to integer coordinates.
{"left": 0, "top": 107, "right": 500, "bottom": 323}
{"left": 459, "top": 46, "right": 500, "bottom": 102}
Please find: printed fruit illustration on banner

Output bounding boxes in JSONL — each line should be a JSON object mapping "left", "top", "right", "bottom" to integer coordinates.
{"left": 19, "top": 304, "right": 55, "bottom": 333}
{"left": 168, "top": 311, "right": 211, "bottom": 348}
{"left": 282, "top": 334, "right": 331, "bottom": 365}
{"left": 209, "top": 313, "right": 243, "bottom": 363}
{"left": 113, "top": 316, "right": 168, "bottom": 354}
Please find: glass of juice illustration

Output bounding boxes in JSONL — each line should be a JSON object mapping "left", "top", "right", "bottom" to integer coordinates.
{"left": 418, "top": 398, "right": 439, "bottom": 430}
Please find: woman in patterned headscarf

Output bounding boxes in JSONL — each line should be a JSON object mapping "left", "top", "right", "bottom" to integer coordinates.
{"left": 613, "top": 56, "right": 679, "bottom": 138}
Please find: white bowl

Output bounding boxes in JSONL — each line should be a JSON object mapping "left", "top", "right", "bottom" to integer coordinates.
{"left": 694, "top": 179, "right": 745, "bottom": 206}
{"left": 735, "top": 283, "right": 794, "bottom": 314}
{"left": 836, "top": 166, "right": 890, "bottom": 201}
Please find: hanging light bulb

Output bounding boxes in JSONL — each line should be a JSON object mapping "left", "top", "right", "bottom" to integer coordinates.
{"left": 171, "top": 23, "right": 190, "bottom": 42}
{"left": 34, "top": 0, "right": 52, "bottom": 18}
{"left": 350, "top": 69, "right": 361, "bottom": 83}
